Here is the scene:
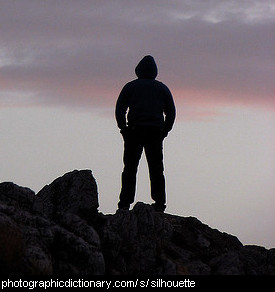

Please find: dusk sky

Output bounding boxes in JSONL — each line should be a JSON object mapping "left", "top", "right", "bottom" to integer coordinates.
{"left": 0, "top": 1, "right": 274, "bottom": 248}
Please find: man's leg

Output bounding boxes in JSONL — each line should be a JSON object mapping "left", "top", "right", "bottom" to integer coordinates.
{"left": 118, "top": 131, "right": 143, "bottom": 209}
{"left": 144, "top": 130, "right": 166, "bottom": 211}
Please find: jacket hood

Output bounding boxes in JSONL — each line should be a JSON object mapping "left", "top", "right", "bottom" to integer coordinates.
{"left": 135, "top": 55, "right": 158, "bottom": 79}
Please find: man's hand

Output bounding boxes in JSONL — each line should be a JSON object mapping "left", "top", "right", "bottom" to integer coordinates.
{"left": 161, "top": 128, "right": 168, "bottom": 139}
{"left": 120, "top": 127, "right": 130, "bottom": 139}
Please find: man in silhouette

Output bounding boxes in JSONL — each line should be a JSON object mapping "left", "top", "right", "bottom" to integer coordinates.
{"left": 115, "top": 55, "right": 176, "bottom": 212}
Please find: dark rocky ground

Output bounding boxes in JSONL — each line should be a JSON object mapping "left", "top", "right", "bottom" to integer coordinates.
{"left": 0, "top": 170, "right": 274, "bottom": 275}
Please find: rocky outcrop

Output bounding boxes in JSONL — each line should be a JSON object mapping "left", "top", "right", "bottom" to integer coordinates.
{"left": 33, "top": 170, "right": 99, "bottom": 220}
{"left": 99, "top": 203, "right": 275, "bottom": 275}
{"left": 0, "top": 170, "right": 104, "bottom": 275}
{"left": 0, "top": 170, "right": 274, "bottom": 275}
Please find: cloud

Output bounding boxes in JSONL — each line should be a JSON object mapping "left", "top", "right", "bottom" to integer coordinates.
{"left": 171, "top": 0, "right": 275, "bottom": 23}
{"left": 0, "top": 0, "right": 274, "bottom": 111}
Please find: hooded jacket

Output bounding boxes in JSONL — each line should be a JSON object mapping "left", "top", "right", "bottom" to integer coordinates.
{"left": 115, "top": 55, "right": 176, "bottom": 134}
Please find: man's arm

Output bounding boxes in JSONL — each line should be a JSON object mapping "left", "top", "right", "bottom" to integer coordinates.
{"left": 115, "top": 84, "right": 130, "bottom": 130}
{"left": 163, "top": 87, "right": 176, "bottom": 134}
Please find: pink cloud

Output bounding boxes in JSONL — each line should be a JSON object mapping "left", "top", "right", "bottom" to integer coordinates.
{"left": 0, "top": 1, "right": 274, "bottom": 119}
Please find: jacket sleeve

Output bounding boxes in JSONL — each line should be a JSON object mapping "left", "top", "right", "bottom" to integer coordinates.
{"left": 163, "top": 86, "right": 176, "bottom": 133}
{"left": 115, "top": 84, "right": 130, "bottom": 130}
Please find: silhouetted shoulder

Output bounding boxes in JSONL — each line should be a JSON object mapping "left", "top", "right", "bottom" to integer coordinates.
{"left": 125, "top": 79, "right": 170, "bottom": 88}
{"left": 152, "top": 80, "right": 173, "bottom": 99}
{"left": 156, "top": 80, "right": 172, "bottom": 91}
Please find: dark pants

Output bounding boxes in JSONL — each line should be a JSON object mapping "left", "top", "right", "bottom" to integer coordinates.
{"left": 118, "top": 127, "right": 166, "bottom": 209}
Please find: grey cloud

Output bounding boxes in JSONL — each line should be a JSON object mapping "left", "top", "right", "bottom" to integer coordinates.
{"left": 0, "top": 0, "right": 274, "bottom": 108}
{"left": 172, "top": 0, "right": 275, "bottom": 23}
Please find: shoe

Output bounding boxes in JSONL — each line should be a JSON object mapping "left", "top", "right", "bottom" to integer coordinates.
{"left": 118, "top": 206, "right": 129, "bottom": 211}
{"left": 151, "top": 203, "right": 166, "bottom": 213}
{"left": 116, "top": 207, "right": 130, "bottom": 214}
{"left": 116, "top": 203, "right": 130, "bottom": 212}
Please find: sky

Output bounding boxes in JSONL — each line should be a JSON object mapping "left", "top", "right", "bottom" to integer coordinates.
{"left": 0, "top": 0, "right": 274, "bottom": 248}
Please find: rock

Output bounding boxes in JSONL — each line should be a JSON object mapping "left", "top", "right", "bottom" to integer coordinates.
{"left": 99, "top": 202, "right": 174, "bottom": 275}
{"left": 209, "top": 251, "right": 243, "bottom": 275}
{"left": 0, "top": 211, "right": 26, "bottom": 275}
{"left": 267, "top": 249, "right": 275, "bottom": 274}
{"left": 51, "top": 218, "right": 104, "bottom": 275}
{"left": 239, "top": 245, "right": 275, "bottom": 275}
{"left": 0, "top": 170, "right": 104, "bottom": 275}
{"left": 0, "top": 182, "right": 35, "bottom": 212}
{"left": 33, "top": 169, "right": 99, "bottom": 220}
{"left": 0, "top": 169, "right": 274, "bottom": 275}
